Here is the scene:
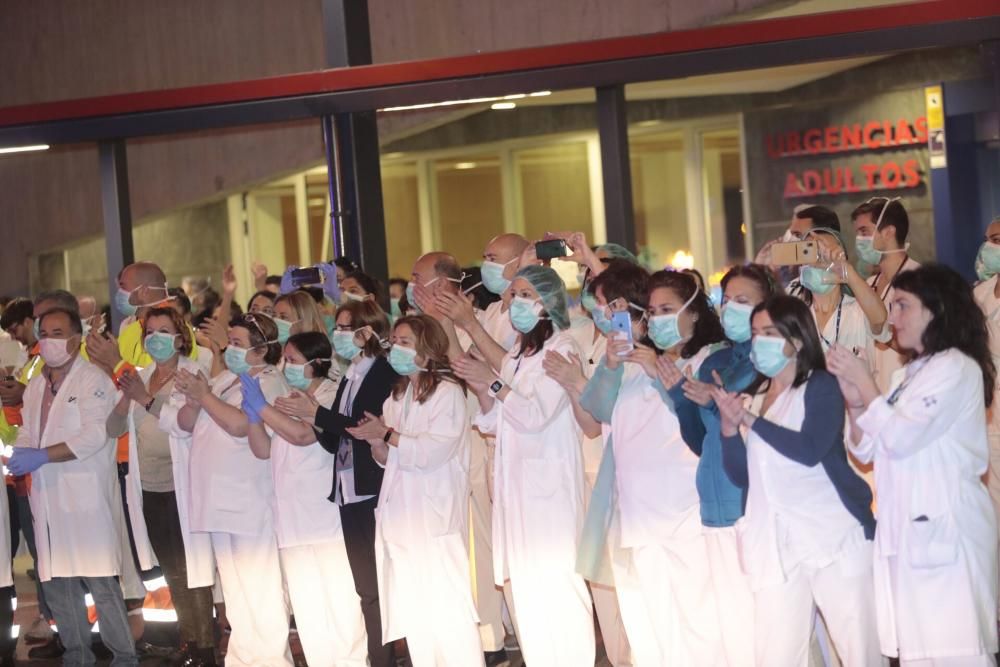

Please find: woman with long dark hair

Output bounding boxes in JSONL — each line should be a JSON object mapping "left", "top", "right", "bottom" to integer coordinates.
{"left": 712, "top": 295, "right": 880, "bottom": 666}
{"left": 830, "top": 263, "right": 999, "bottom": 665}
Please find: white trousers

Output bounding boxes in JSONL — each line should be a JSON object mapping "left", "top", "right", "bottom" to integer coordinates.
{"left": 281, "top": 541, "right": 367, "bottom": 667}
{"left": 211, "top": 530, "right": 292, "bottom": 667}
{"left": 591, "top": 581, "right": 632, "bottom": 667}
{"left": 988, "top": 431, "right": 1000, "bottom": 613}
{"left": 507, "top": 566, "right": 595, "bottom": 667}
{"left": 903, "top": 657, "right": 997, "bottom": 667}
{"left": 753, "top": 540, "right": 882, "bottom": 667}
{"left": 705, "top": 526, "right": 755, "bottom": 667}
{"left": 613, "top": 537, "right": 722, "bottom": 666}
{"left": 470, "top": 434, "right": 505, "bottom": 652}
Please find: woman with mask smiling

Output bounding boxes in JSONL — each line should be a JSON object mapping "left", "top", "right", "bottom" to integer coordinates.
{"left": 713, "top": 295, "right": 880, "bottom": 666}
{"left": 106, "top": 307, "right": 217, "bottom": 666}
{"left": 454, "top": 265, "right": 595, "bottom": 667}
{"left": 241, "top": 331, "right": 367, "bottom": 667}
{"left": 175, "top": 313, "right": 293, "bottom": 667}
{"left": 272, "top": 291, "right": 328, "bottom": 346}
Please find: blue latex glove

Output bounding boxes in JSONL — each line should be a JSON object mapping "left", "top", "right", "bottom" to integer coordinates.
{"left": 239, "top": 373, "right": 269, "bottom": 414}
{"left": 8, "top": 447, "right": 50, "bottom": 475}
{"left": 280, "top": 266, "right": 297, "bottom": 295}
{"left": 242, "top": 398, "right": 262, "bottom": 425}
{"left": 318, "top": 262, "right": 341, "bottom": 303}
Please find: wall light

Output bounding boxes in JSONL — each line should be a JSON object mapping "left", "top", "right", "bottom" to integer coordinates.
{"left": 0, "top": 144, "right": 49, "bottom": 155}
{"left": 454, "top": 162, "right": 478, "bottom": 170}
{"left": 491, "top": 102, "right": 517, "bottom": 110}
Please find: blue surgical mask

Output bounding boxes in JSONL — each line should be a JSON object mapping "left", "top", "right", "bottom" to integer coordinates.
{"left": 322, "top": 314, "right": 336, "bottom": 339}
{"left": 751, "top": 335, "right": 792, "bottom": 378}
{"left": 722, "top": 301, "right": 754, "bottom": 343}
{"left": 800, "top": 266, "right": 836, "bottom": 295}
{"left": 591, "top": 303, "right": 613, "bottom": 334}
{"left": 481, "top": 260, "right": 513, "bottom": 296}
{"left": 114, "top": 287, "right": 137, "bottom": 317}
{"left": 332, "top": 330, "right": 362, "bottom": 361}
{"left": 283, "top": 362, "right": 312, "bottom": 390}
{"left": 855, "top": 236, "right": 882, "bottom": 265}
{"left": 388, "top": 344, "right": 421, "bottom": 375}
{"left": 224, "top": 346, "right": 267, "bottom": 375}
{"left": 144, "top": 332, "right": 179, "bottom": 363}
{"left": 274, "top": 318, "right": 297, "bottom": 345}
{"left": 648, "top": 314, "right": 682, "bottom": 350}
{"left": 390, "top": 298, "right": 402, "bottom": 320}
{"left": 509, "top": 296, "right": 544, "bottom": 334}
{"left": 405, "top": 283, "right": 420, "bottom": 314}
{"left": 977, "top": 242, "right": 1000, "bottom": 281}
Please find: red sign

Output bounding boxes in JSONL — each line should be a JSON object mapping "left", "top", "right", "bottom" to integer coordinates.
{"left": 769, "top": 117, "right": 928, "bottom": 199}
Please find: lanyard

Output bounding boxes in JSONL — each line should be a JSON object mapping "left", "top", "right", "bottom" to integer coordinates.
{"left": 818, "top": 296, "right": 843, "bottom": 348}
{"left": 886, "top": 358, "right": 928, "bottom": 406}
{"left": 870, "top": 254, "right": 909, "bottom": 302}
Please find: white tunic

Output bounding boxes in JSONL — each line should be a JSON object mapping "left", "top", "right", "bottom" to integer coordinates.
{"left": 474, "top": 330, "right": 595, "bottom": 666}
{"left": 812, "top": 293, "right": 891, "bottom": 367}
{"left": 974, "top": 275, "right": 1000, "bottom": 436}
{"left": 15, "top": 356, "right": 123, "bottom": 581}
{"left": 566, "top": 319, "right": 606, "bottom": 478}
{"left": 478, "top": 300, "right": 517, "bottom": 352}
{"left": 738, "top": 381, "right": 867, "bottom": 591}
{"left": 189, "top": 367, "right": 290, "bottom": 536}
{"left": 270, "top": 378, "right": 343, "bottom": 549}
{"left": 854, "top": 349, "right": 999, "bottom": 660}
{"left": 375, "top": 380, "right": 478, "bottom": 643}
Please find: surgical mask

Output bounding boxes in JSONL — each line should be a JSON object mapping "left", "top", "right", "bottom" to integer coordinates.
{"left": 332, "top": 330, "right": 362, "bottom": 361}
{"left": 855, "top": 236, "right": 881, "bottom": 265}
{"left": 32, "top": 319, "right": 40, "bottom": 341}
{"left": 224, "top": 346, "right": 264, "bottom": 375}
{"left": 388, "top": 344, "right": 421, "bottom": 376}
{"left": 144, "top": 332, "right": 179, "bottom": 363}
{"left": 591, "top": 303, "right": 613, "bottom": 334}
{"left": 581, "top": 289, "right": 598, "bottom": 316}
{"left": 341, "top": 291, "right": 367, "bottom": 304}
{"left": 390, "top": 298, "right": 402, "bottom": 320}
{"left": 114, "top": 283, "right": 170, "bottom": 316}
{"left": 800, "top": 266, "right": 836, "bottom": 295}
{"left": 81, "top": 320, "right": 92, "bottom": 338}
{"left": 722, "top": 301, "right": 754, "bottom": 343}
{"left": 39, "top": 337, "right": 75, "bottom": 368}
{"left": 405, "top": 283, "right": 418, "bottom": 313}
{"left": 322, "top": 314, "right": 336, "bottom": 338}
{"left": 509, "top": 297, "right": 544, "bottom": 333}
{"left": 751, "top": 335, "right": 792, "bottom": 378}
{"left": 647, "top": 291, "right": 697, "bottom": 351}
{"left": 481, "top": 259, "right": 514, "bottom": 295}
{"left": 977, "top": 242, "right": 1000, "bottom": 281}
{"left": 274, "top": 318, "right": 298, "bottom": 344}
{"left": 283, "top": 361, "right": 312, "bottom": 390}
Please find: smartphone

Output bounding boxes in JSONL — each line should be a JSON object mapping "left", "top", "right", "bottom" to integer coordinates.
{"left": 610, "top": 311, "right": 634, "bottom": 352}
{"left": 770, "top": 240, "right": 817, "bottom": 265}
{"left": 535, "top": 239, "right": 569, "bottom": 261}
{"left": 291, "top": 266, "right": 322, "bottom": 288}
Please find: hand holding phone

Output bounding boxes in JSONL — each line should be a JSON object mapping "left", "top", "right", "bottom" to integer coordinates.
{"left": 535, "top": 239, "right": 569, "bottom": 261}
{"left": 290, "top": 266, "right": 323, "bottom": 288}
{"left": 770, "top": 240, "right": 817, "bottom": 266}
{"left": 611, "top": 311, "right": 634, "bottom": 352}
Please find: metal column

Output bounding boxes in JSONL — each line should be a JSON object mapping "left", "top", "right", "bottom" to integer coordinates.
{"left": 322, "top": 0, "right": 389, "bottom": 284}
{"left": 99, "top": 139, "right": 134, "bottom": 332}
{"left": 596, "top": 85, "right": 636, "bottom": 253}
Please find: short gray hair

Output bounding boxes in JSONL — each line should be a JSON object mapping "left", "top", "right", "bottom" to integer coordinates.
{"left": 35, "top": 289, "right": 79, "bottom": 313}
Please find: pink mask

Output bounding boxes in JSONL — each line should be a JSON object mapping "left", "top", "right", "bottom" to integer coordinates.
{"left": 39, "top": 338, "right": 75, "bottom": 368}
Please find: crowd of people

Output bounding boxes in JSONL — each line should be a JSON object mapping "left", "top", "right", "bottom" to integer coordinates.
{"left": 0, "top": 195, "right": 998, "bottom": 667}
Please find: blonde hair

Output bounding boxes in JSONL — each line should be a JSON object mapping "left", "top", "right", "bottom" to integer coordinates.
{"left": 275, "top": 291, "right": 326, "bottom": 335}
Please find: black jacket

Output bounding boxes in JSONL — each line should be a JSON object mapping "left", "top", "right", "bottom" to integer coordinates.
{"left": 317, "top": 356, "right": 399, "bottom": 500}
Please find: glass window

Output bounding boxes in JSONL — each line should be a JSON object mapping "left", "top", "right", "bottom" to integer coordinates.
{"left": 630, "top": 131, "right": 690, "bottom": 270}
{"left": 515, "top": 142, "right": 593, "bottom": 242}
{"left": 700, "top": 128, "right": 747, "bottom": 269}
{"left": 381, "top": 162, "right": 423, "bottom": 279}
{"left": 433, "top": 154, "right": 504, "bottom": 267}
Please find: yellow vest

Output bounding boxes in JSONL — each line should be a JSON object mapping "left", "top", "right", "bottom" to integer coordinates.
{"left": 118, "top": 319, "right": 199, "bottom": 367}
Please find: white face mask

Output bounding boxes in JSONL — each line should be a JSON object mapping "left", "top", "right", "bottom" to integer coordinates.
{"left": 39, "top": 337, "right": 76, "bottom": 368}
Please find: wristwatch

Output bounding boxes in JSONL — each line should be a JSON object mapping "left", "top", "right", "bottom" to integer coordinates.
{"left": 488, "top": 379, "right": 504, "bottom": 398}
{"left": 382, "top": 428, "right": 394, "bottom": 443}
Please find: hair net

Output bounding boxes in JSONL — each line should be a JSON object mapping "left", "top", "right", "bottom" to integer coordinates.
{"left": 516, "top": 265, "right": 570, "bottom": 330}
{"left": 596, "top": 243, "right": 637, "bottom": 265}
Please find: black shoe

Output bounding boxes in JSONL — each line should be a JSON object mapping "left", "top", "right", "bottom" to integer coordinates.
{"left": 484, "top": 648, "right": 510, "bottom": 666}
{"left": 91, "top": 640, "right": 112, "bottom": 660}
{"left": 27, "top": 636, "right": 64, "bottom": 659}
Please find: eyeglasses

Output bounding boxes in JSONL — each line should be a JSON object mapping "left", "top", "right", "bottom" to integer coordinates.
{"left": 242, "top": 312, "right": 277, "bottom": 346}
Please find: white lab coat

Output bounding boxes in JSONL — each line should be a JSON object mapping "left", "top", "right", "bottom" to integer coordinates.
{"left": 188, "top": 367, "right": 289, "bottom": 535}
{"left": 15, "top": 356, "right": 123, "bottom": 581}
{"left": 474, "top": 330, "right": 595, "bottom": 666}
{"left": 609, "top": 352, "right": 720, "bottom": 666}
{"left": 150, "top": 355, "right": 217, "bottom": 587}
{"left": 376, "top": 380, "right": 483, "bottom": 665}
{"left": 854, "top": 349, "right": 999, "bottom": 661}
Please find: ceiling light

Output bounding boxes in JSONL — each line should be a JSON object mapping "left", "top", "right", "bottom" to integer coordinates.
{"left": 382, "top": 151, "right": 405, "bottom": 159}
{"left": 637, "top": 120, "right": 662, "bottom": 127}
{"left": 454, "top": 162, "right": 477, "bottom": 170}
{"left": 491, "top": 102, "right": 517, "bottom": 110}
{"left": 0, "top": 144, "right": 49, "bottom": 155}
{"left": 528, "top": 91, "right": 552, "bottom": 97}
